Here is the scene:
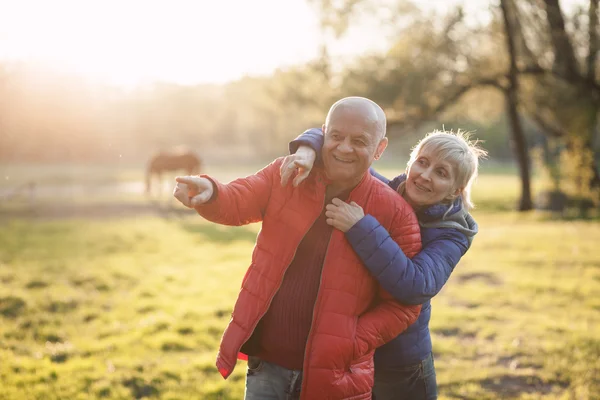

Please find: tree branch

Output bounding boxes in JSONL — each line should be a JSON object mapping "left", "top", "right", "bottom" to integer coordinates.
{"left": 528, "top": 110, "right": 567, "bottom": 137}
{"left": 387, "top": 76, "right": 505, "bottom": 127}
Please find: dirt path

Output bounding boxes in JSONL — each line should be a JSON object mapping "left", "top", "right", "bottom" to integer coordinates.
{"left": 0, "top": 182, "right": 193, "bottom": 220}
{"left": 0, "top": 202, "right": 194, "bottom": 220}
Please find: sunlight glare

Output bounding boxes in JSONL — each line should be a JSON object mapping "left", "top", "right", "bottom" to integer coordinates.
{"left": 0, "top": 0, "right": 321, "bottom": 87}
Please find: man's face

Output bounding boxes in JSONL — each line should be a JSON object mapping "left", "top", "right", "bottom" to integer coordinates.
{"left": 321, "top": 107, "right": 387, "bottom": 188}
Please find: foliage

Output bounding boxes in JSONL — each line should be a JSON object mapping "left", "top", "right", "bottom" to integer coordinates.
{"left": 532, "top": 137, "right": 600, "bottom": 218}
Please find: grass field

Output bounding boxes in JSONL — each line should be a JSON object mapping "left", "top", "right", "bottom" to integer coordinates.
{"left": 0, "top": 163, "right": 598, "bottom": 399}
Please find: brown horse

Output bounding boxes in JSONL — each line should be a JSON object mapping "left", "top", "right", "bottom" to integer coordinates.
{"left": 146, "top": 148, "right": 202, "bottom": 195}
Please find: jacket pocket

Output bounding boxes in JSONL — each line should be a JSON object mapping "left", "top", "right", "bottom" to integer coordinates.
{"left": 347, "top": 352, "right": 375, "bottom": 393}
{"left": 351, "top": 326, "right": 370, "bottom": 363}
{"left": 350, "top": 320, "right": 374, "bottom": 373}
{"left": 350, "top": 316, "right": 360, "bottom": 366}
{"left": 349, "top": 351, "right": 374, "bottom": 371}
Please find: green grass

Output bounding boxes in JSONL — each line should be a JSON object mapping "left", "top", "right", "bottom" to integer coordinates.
{"left": 432, "top": 211, "right": 600, "bottom": 399}
{"left": 0, "top": 217, "right": 259, "bottom": 400}
{"left": 0, "top": 164, "right": 598, "bottom": 399}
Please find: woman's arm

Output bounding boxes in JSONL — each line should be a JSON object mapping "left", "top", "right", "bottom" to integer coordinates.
{"left": 346, "top": 215, "right": 471, "bottom": 305}
{"left": 288, "top": 128, "right": 324, "bottom": 158}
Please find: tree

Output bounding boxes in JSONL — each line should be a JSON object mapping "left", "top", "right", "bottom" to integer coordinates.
{"left": 310, "top": 0, "right": 536, "bottom": 209}
{"left": 509, "top": 0, "right": 600, "bottom": 212}
{"left": 501, "top": 0, "right": 533, "bottom": 210}
{"left": 310, "top": 0, "right": 600, "bottom": 212}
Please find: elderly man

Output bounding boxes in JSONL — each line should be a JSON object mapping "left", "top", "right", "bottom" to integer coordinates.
{"left": 173, "top": 97, "right": 422, "bottom": 400}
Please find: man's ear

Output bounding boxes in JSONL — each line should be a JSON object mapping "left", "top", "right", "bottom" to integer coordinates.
{"left": 322, "top": 123, "right": 326, "bottom": 133}
{"left": 375, "top": 137, "right": 388, "bottom": 160}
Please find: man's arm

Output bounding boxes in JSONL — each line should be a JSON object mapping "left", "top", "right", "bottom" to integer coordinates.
{"left": 353, "top": 292, "right": 421, "bottom": 358}
{"left": 347, "top": 216, "right": 470, "bottom": 305}
{"left": 191, "top": 159, "right": 281, "bottom": 226}
{"left": 353, "top": 205, "right": 423, "bottom": 357}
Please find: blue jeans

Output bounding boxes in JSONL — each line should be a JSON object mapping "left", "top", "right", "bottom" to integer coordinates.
{"left": 373, "top": 352, "right": 437, "bottom": 400}
{"left": 244, "top": 357, "right": 303, "bottom": 400}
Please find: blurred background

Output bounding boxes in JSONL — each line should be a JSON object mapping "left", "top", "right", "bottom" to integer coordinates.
{"left": 0, "top": 0, "right": 599, "bottom": 214}
{"left": 0, "top": 0, "right": 598, "bottom": 399}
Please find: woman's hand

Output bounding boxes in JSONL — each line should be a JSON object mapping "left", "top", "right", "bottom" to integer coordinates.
{"left": 325, "top": 198, "right": 365, "bottom": 232}
{"left": 280, "top": 145, "right": 317, "bottom": 187}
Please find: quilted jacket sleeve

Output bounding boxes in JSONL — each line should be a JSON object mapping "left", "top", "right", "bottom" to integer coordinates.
{"left": 193, "top": 159, "right": 280, "bottom": 226}
{"left": 353, "top": 204, "right": 423, "bottom": 357}
{"left": 288, "top": 128, "right": 324, "bottom": 158}
{"left": 347, "top": 215, "right": 470, "bottom": 305}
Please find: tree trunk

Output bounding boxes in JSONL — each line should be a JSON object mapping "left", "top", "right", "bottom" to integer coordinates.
{"left": 501, "top": 0, "right": 533, "bottom": 210}
{"left": 544, "top": 0, "right": 580, "bottom": 80}
{"left": 588, "top": 0, "right": 600, "bottom": 189}
{"left": 505, "top": 92, "right": 534, "bottom": 210}
{"left": 584, "top": 106, "right": 600, "bottom": 189}
{"left": 587, "top": 0, "right": 598, "bottom": 82}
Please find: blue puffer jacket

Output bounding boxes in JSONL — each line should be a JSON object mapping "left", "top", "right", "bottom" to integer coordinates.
{"left": 290, "top": 128, "right": 478, "bottom": 368}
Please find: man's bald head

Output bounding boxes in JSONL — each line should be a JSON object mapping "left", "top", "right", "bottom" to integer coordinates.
{"left": 325, "top": 97, "right": 387, "bottom": 140}
{"left": 321, "top": 97, "right": 389, "bottom": 191}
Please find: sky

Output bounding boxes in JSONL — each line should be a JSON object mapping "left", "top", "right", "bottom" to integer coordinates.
{"left": 0, "top": 0, "right": 587, "bottom": 87}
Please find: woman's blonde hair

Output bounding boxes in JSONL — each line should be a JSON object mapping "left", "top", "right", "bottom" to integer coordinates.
{"left": 406, "top": 129, "right": 488, "bottom": 210}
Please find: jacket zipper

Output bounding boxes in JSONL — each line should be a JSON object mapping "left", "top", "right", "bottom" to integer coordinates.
{"left": 301, "top": 187, "right": 362, "bottom": 398}
{"left": 232, "top": 185, "right": 326, "bottom": 374}
{"left": 299, "top": 196, "right": 334, "bottom": 398}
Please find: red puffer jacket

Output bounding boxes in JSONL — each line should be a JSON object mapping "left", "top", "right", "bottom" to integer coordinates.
{"left": 195, "top": 158, "right": 422, "bottom": 400}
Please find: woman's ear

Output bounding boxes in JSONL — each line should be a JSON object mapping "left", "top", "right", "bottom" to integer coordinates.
{"left": 445, "top": 187, "right": 463, "bottom": 202}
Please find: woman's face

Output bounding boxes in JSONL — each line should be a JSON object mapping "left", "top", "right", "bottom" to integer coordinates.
{"left": 404, "top": 150, "right": 460, "bottom": 209}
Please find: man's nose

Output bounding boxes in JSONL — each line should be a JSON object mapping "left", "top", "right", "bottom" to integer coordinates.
{"left": 337, "top": 140, "right": 353, "bottom": 153}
